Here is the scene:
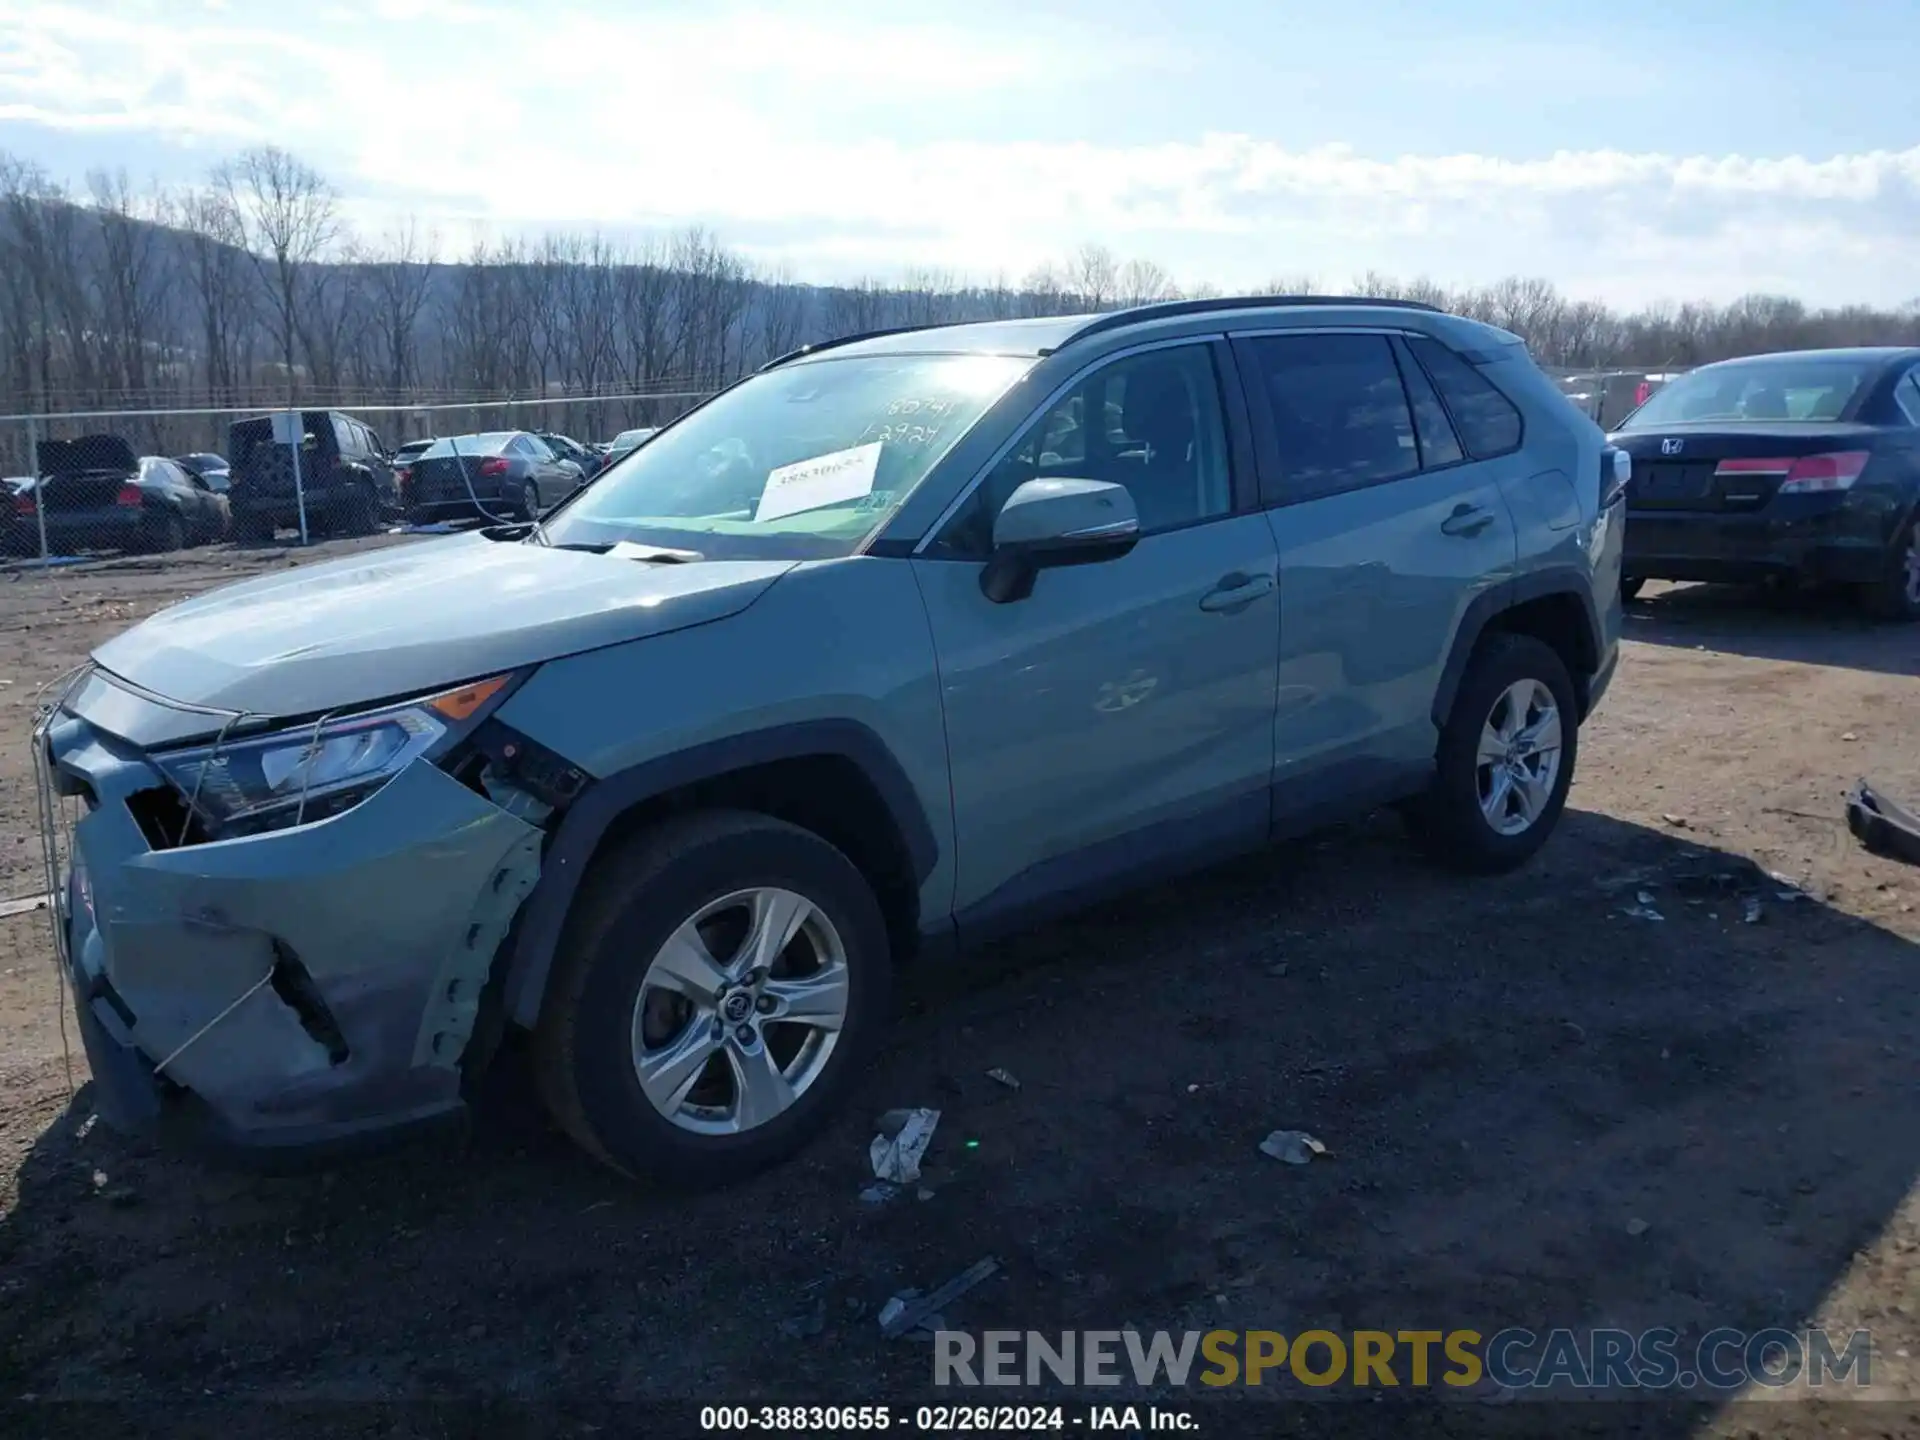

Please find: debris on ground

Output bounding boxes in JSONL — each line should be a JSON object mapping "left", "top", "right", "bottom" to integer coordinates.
{"left": 879, "top": 1257, "right": 1000, "bottom": 1339}
{"left": 1846, "top": 779, "right": 1920, "bottom": 867}
{"left": 1661, "top": 814, "right": 1689, "bottom": 829}
{"left": 1259, "top": 1129, "right": 1328, "bottom": 1165}
{"left": 869, "top": 1107, "right": 941, "bottom": 1185}
{"left": 858, "top": 1182, "right": 901, "bottom": 1206}
{"left": 1626, "top": 1217, "right": 1650, "bottom": 1237}
{"left": 1621, "top": 902, "right": 1665, "bottom": 922}
{"left": 777, "top": 1299, "right": 828, "bottom": 1339}
{"left": 1743, "top": 897, "right": 1763, "bottom": 924}
{"left": 985, "top": 1067, "right": 1021, "bottom": 1091}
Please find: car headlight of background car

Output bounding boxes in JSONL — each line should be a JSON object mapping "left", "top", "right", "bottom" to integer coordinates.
{"left": 152, "top": 675, "right": 511, "bottom": 837}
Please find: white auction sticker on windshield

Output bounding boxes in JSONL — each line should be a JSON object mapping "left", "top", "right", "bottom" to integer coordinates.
{"left": 755, "top": 441, "right": 882, "bottom": 523}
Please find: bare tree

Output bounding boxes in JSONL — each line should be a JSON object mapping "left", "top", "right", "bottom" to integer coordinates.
{"left": 89, "top": 170, "right": 176, "bottom": 411}
{"left": 178, "top": 186, "right": 253, "bottom": 403}
{"left": 1065, "top": 243, "right": 1118, "bottom": 311}
{"left": 217, "top": 146, "right": 340, "bottom": 402}
{"left": 1117, "top": 257, "right": 1177, "bottom": 306}
{"left": 364, "top": 218, "right": 439, "bottom": 400}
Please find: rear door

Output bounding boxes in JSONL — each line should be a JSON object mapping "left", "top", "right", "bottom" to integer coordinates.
{"left": 1234, "top": 330, "right": 1519, "bottom": 812}
{"left": 517, "top": 434, "right": 570, "bottom": 503}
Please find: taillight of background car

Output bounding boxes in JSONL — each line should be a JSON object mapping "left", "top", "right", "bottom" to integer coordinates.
{"left": 478, "top": 457, "right": 510, "bottom": 477}
{"left": 1715, "top": 451, "right": 1870, "bottom": 495}
{"left": 115, "top": 483, "right": 142, "bottom": 508}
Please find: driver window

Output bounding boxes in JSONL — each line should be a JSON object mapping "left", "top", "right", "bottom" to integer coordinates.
{"left": 932, "top": 344, "right": 1232, "bottom": 557}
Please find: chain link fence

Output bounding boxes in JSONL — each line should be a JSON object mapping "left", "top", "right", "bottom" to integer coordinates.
{"left": 1543, "top": 366, "right": 1689, "bottom": 429}
{"left": 2, "top": 364, "right": 1693, "bottom": 570}
{"left": 1, "top": 387, "right": 716, "bottom": 568}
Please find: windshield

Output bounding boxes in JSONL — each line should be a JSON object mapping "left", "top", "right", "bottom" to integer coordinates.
{"left": 421, "top": 432, "right": 514, "bottom": 459}
{"left": 1621, "top": 358, "right": 1874, "bottom": 428}
{"left": 543, "top": 353, "right": 1031, "bottom": 558}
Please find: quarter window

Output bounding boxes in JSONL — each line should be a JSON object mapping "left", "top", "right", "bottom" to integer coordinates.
{"left": 1405, "top": 336, "right": 1523, "bottom": 458}
{"left": 1393, "top": 340, "right": 1465, "bottom": 469}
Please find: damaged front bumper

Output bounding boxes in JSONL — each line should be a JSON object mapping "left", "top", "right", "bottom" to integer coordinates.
{"left": 33, "top": 668, "right": 543, "bottom": 1156}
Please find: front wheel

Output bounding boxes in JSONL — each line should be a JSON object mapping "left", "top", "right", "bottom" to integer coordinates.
{"left": 1406, "top": 633, "right": 1579, "bottom": 874}
{"left": 1858, "top": 520, "right": 1920, "bottom": 622}
{"left": 535, "top": 810, "right": 891, "bottom": 1189}
{"left": 516, "top": 479, "right": 541, "bottom": 522}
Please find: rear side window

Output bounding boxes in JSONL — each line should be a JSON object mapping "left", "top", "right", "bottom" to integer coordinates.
{"left": 1406, "top": 336, "right": 1523, "bottom": 457}
{"left": 1241, "top": 333, "right": 1419, "bottom": 503}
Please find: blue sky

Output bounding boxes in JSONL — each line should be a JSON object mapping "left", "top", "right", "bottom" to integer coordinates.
{"left": 0, "top": 0, "right": 1917, "bottom": 307}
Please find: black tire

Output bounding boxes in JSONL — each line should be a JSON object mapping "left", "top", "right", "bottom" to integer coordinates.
{"left": 534, "top": 809, "right": 892, "bottom": 1189}
{"left": 1858, "top": 518, "right": 1920, "bottom": 623}
{"left": 1619, "top": 575, "right": 1645, "bottom": 603}
{"left": 234, "top": 512, "right": 273, "bottom": 546}
{"left": 341, "top": 483, "right": 381, "bottom": 537}
{"left": 1406, "top": 633, "right": 1580, "bottom": 874}
{"left": 149, "top": 512, "right": 186, "bottom": 554}
{"left": 516, "top": 479, "right": 541, "bottom": 522}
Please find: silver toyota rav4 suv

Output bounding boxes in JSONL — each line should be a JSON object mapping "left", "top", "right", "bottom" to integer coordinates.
{"left": 33, "top": 297, "right": 1626, "bottom": 1187}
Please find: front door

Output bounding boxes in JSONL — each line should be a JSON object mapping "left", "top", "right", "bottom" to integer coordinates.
{"left": 911, "top": 341, "right": 1282, "bottom": 930}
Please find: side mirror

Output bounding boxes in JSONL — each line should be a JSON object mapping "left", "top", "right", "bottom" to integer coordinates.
{"left": 980, "top": 478, "right": 1139, "bottom": 604}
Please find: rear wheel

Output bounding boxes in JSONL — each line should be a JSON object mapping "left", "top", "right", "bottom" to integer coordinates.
{"left": 1406, "top": 633, "right": 1579, "bottom": 874}
{"left": 149, "top": 512, "right": 186, "bottom": 554}
{"left": 233, "top": 512, "right": 273, "bottom": 546}
{"left": 1859, "top": 519, "right": 1920, "bottom": 622}
{"left": 342, "top": 482, "right": 381, "bottom": 537}
{"left": 535, "top": 810, "right": 891, "bottom": 1188}
{"left": 516, "top": 479, "right": 541, "bottom": 521}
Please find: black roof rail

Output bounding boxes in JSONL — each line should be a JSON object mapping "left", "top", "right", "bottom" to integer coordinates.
{"left": 762, "top": 325, "right": 938, "bottom": 371}
{"left": 1059, "top": 294, "right": 1443, "bottom": 349}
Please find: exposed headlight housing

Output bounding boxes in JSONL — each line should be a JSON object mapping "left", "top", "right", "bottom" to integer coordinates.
{"left": 154, "top": 675, "right": 511, "bottom": 836}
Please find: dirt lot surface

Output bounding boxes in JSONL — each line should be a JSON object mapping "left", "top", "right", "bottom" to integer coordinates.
{"left": 3, "top": 547, "right": 1920, "bottom": 1435}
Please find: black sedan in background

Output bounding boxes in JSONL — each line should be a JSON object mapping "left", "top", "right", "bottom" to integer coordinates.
{"left": 1613, "top": 347, "right": 1920, "bottom": 620}
{"left": 401, "top": 431, "right": 585, "bottom": 524}
{"left": 3, "top": 436, "right": 229, "bottom": 557}
{"left": 173, "top": 451, "right": 231, "bottom": 492}
{"left": 536, "top": 432, "right": 604, "bottom": 477}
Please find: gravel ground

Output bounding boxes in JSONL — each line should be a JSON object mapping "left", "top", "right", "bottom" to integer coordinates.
{"left": 3, "top": 545, "right": 1920, "bottom": 1436}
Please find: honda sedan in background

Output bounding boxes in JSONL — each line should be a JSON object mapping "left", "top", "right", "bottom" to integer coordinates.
{"left": 402, "top": 431, "right": 584, "bottom": 524}
{"left": 1613, "top": 347, "right": 1920, "bottom": 619}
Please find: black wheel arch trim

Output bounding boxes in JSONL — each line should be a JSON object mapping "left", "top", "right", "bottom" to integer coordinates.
{"left": 1431, "top": 568, "right": 1605, "bottom": 729}
{"left": 498, "top": 718, "right": 940, "bottom": 1028}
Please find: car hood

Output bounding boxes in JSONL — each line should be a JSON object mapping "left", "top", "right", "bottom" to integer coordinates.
{"left": 92, "top": 532, "right": 796, "bottom": 722}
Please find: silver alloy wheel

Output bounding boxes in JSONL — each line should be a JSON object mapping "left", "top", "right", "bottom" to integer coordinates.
{"left": 1475, "top": 678, "right": 1564, "bottom": 837}
{"left": 629, "top": 886, "right": 848, "bottom": 1136}
{"left": 1903, "top": 523, "right": 1920, "bottom": 608}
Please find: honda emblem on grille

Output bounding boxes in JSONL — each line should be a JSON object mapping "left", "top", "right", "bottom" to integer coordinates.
{"left": 1659, "top": 438, "right": 1684, "bottom": 456}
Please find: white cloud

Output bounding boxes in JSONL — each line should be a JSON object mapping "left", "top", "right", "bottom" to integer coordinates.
{"left": 0, "top": 0, "right": 1917, "bottom": 307}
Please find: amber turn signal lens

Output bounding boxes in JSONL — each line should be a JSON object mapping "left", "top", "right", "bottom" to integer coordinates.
{"left": 427, "top": 674, "right": 509, "bottom": 722}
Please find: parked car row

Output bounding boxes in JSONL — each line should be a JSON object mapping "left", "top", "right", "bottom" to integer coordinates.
{"left": 1, "top": 436, "right": 231, "bottom": 557}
